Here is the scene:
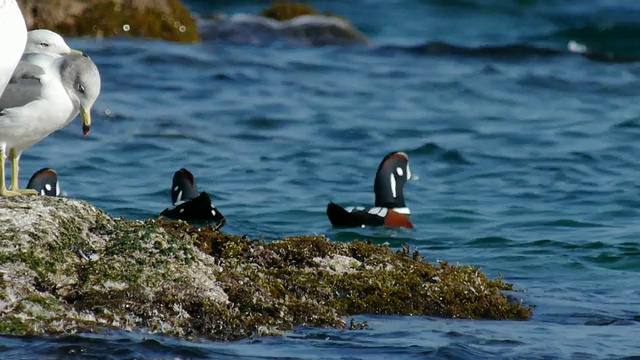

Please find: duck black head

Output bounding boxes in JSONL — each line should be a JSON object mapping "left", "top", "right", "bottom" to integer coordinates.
{"left": 27, "top": 168, "right": 61, "bottom": 196}
{"left": 171, "top": 168, "right": 200, "bottom": 205}
{"left": 373, "top": 152, "right": 415, "bottom": 209}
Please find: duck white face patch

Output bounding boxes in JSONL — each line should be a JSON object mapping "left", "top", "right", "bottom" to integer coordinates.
{"left": 45, "top": 184, "right": 52, "bottom": 191}
{"left": 211, "top": 209, "right": 217, "bottom": 216}
{"left": 396, "top": 167, "right": 403, "bottom": 177}
{"left": 173, "top": 186, "right": 179, "bottom": 192}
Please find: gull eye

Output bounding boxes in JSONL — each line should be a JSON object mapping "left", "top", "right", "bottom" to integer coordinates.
{"left": 78, "top": 84, "right": 85, "bottom": 93}
{"left": 40, "top": 42, "right": 49, "bottom": 47}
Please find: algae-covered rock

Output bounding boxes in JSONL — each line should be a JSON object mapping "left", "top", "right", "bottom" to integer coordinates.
{"left": 0, "top": 196, "right": 226, "bottom": 337}
{"left": 0, "top": 196, "right": 531, "bottom": 340}
{"left": 17, "top": 0, "right": 199, "bottom": 43}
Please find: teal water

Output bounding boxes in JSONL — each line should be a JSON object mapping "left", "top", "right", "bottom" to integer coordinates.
{"left": 2, "top": 0, "right": 640, "bottom": 358}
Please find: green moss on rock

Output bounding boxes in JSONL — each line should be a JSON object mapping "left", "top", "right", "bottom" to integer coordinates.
{"left": 18, "top": 0, "right": 199, "bottom": 43}
{"left": 162, "top": 221, "right": 533, "bottom": 333}
{"left": 0, "top": 196, "right": 532, "bottom": 341}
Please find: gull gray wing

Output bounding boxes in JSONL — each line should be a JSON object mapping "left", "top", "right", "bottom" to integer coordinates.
{"left": 0, "top": 61, "right": 45, "bottom": 111}
{"left": 10, "top": 61, "right": 45, "bottom": 83}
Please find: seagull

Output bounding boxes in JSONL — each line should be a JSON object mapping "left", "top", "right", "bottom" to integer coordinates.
{"left": 0, "top": 29, "right": 90, "bottom": 197}
{"left": 23, "top": 29, "right": 83, "bottom": 57}
{"left": 0, "top": 0, "right": 27, "bottom": 97}
{"left": 0, "top": 53, "right": 101, "bottom": 196}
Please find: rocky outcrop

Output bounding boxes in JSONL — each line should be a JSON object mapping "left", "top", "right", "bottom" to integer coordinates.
{"left": 0, "top": 196, "right": 531, "bottom": 340}
{"left": 17, "top": 0, "right": 199, "bottom": 43}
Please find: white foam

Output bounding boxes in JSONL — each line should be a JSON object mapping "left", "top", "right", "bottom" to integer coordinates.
{"left": 568, "top": 40, "right": 588, "bottom": 54}
{"left": 228, "top": 14, "right": 355, "bottom": 31}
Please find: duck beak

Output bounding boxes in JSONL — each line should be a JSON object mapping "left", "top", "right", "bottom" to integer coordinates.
{"left": 80, "top": 107, "right": 91, "bottom": 136}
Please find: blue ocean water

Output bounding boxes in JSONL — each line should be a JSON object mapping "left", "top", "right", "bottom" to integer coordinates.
{"left": 2, "top": 0, "right": 640, "bottom": 358}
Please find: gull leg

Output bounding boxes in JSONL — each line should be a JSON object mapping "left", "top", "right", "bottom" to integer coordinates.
{"left": 9, "top": 149, "right": 36, "bottom": 195}
{"left": 0, "top": 146, "right": 20, "bottom": 197}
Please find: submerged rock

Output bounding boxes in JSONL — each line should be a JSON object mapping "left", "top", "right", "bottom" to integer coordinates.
{"left": 259, "top": 2, "right": 323, "bottom": 21}
{"left": 0, "top": 196, "right": 531, "bottom": 340}
{"left": 201, "top": 14, "right": 369, "bottom": 46}
{"left": 17, "top": 0, "right": 199, "bottom": 43}
{"left": 200, "top": 2, "right": 369, "bottom": 46}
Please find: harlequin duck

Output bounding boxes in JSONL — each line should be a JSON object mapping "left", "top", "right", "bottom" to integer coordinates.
{"left": 326, "top": 151, "right": 417, "bottom": 229}
{"left": 160, "top": 168, "right": 225, "bottom": 225}
{"left": 26, "top": 168, "right": 61, "bottom": 196}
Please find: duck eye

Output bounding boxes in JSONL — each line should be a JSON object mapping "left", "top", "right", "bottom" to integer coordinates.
{"left": 40, "top": 42, "right": 49, "bottom": 47}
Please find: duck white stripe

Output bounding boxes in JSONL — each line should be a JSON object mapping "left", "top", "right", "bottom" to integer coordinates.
{"left": 174, "top": 190, "right": 185, "bottom": 205}
{"left": 390, "top": 174, "right": 397, "bottom": 198}
{"left": 393, "top": 207, "right": 411, "bottom": 215}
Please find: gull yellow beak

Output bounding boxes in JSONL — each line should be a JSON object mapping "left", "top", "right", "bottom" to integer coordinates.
{"left": 71, "top": 49, "right": 83, "bottom": 55}
{"left": 81, "top": 107, "right": 91, "bottom": 136}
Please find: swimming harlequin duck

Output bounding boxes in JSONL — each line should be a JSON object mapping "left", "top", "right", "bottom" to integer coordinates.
{"left": 326, "top": 151, "right": 417, "bottom": 229}
{"left": 160, "top": 168, "right": 225, "bottom": 226}
{"left": 26, "top": 168, "right": 61, "bottom": 196}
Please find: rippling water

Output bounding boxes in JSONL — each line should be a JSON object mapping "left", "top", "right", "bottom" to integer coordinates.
{"left": 3, "top": 0, "right": 640, "bottom": 358}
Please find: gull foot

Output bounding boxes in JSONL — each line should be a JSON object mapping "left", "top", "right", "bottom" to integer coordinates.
{"left": 0, "top": 188, "right": 22, "bottom": 197}
{"left": 12, "top": 188, "right": 38, "bottom": 196}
